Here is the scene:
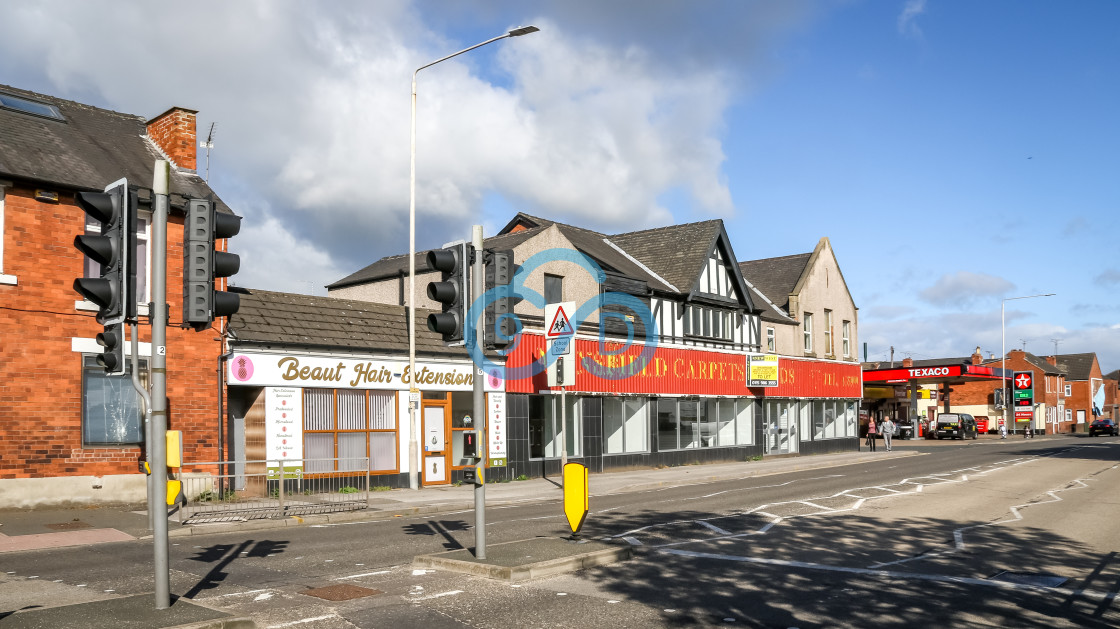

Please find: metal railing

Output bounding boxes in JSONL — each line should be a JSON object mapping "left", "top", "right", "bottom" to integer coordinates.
{"left": 178, "top": 458, "right": 372, "bottom": 524}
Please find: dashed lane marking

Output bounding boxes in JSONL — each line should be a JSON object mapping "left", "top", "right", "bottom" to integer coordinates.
{"left": 663, "top": 549, "right": 1118, "bottom": 603}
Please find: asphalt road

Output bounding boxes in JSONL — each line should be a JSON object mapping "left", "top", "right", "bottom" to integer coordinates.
{"left": 4, "top": 436, "right": 1118, "bottom": 628}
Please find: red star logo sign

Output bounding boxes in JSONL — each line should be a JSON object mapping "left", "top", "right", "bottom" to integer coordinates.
{"left": 1015, "top": 373, "right": 1032, "bottom": 389}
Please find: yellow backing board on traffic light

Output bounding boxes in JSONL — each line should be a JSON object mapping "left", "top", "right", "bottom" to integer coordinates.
{"left": 563, "top": 462, "right": 589, "bottom": 534}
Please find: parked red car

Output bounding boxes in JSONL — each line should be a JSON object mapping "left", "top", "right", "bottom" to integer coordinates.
{"left": 974, "top": 416, "right": 991, "bottom": 434}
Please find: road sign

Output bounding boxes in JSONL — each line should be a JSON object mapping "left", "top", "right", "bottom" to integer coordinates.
{"left": 544, "top": 301, "right": 575, "bottom": 338}
{"left": 551, "top": 336, "right": 571, "bottom": 355}
{"left": 563, "top": 462, "right": 589, "bottom": 538}
{"left": 1013, "top": 370, "right": 1034, "bottom": 421}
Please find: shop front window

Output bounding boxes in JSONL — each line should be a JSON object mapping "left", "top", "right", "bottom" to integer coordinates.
{"left": 529, "top": 395, "right": 581, "bottom": 459}
{"left": 657, "top": 398, "right": 757, "bottom": 451}
{"left": 302, "top": 388, "right": 397, "bottom": 474}
{"left": 604, "top": 397, "right": 648, "bottom": 454}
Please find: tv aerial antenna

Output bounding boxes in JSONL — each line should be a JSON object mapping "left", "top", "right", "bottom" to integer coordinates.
{"left": 199, "top": 122, "right": 217, "bottom": 182}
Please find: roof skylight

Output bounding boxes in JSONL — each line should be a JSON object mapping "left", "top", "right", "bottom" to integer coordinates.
{"left": 0, "top": 93, "right": 65, "bottom": 121}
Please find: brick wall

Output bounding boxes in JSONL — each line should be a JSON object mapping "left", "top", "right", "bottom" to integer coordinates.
{"left": 0, "top": 183, "right": 224, "bottom": 480}
{"left": 944, "top": 351, "right": 1068, "bottom": 433}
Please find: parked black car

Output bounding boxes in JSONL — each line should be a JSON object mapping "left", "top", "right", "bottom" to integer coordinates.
{"left": 1089, "top": 419, "right": 1117, "bottom": 437}
{"left": 934, "top": 413, "right": 978, "bottom": 440}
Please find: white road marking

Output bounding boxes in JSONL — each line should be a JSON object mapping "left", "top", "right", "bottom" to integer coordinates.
{"left": 332, "top": 570, "right": 391, "bottom": 580}
{"left": 606, "top": 457, "right": 1035, "bottom": 547}
{"left": 664, "top": 549, "right": 1118, "bottom": 602}
{"left": 206, "top": 588, "right": 272, "bottom": 598}
{"left": 697, "top": 521, "right": 732, "bottom": 535}
{"left": 870, "top": 478, "right": 1092, "bottom": 568}
{"left": 268, "top": 615, "right": 337, "bottom": 628}
{"left": 412, "top": 590, "right": 463, "bottom": 601}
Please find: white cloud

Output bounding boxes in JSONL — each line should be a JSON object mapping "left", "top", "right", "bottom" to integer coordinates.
{"left": 0, "top": 1, "right": 743, "bottom": 292}
{"left": 918, "top": 271, "right": 1014, "bottom": 307}
{"left": 898, "top": 0, "right": 926, "bottom": 38}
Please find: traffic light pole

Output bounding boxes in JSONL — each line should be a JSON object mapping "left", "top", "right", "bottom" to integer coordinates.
{"left": 471, "top": 225, "right": 487, "bottom": 560}
{"left": 128, "top": 323, "right": 154, "bottom": 528}
{"left": 151, "top": 161, "right": 171, "bottom": 610}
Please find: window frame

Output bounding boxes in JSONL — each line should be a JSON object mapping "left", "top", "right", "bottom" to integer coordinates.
{"left": 302, "top": 388, "right": 398, "bottom": 476}
{"left": 803, "top": 312, "right": 813, "bottom": 353}
{"left": 603, "top": 397, "right": 650, "bottom": 455}
{"left": 766, "top": 327, "right": 775, "bottom": 353}
{"left": 0, "top": 181, "right": 13, "bottom": 285}
{"left": 81, "top": 354, "right": 148, "bottom": 447}
{"left": 544, "top": 274, "right": 563, "bottom": 304}
{"left": 824, "top": 310, "right": 834, "bottom": 356}
{"left": 528, "top": 394, "right": 582, "bottom": 459}
{"left": 842, "top": 320, "right": 851, "bottom": 358}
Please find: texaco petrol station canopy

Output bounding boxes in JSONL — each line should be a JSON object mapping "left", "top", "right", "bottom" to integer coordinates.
{"left": 863, "top": 362, "right": 1010, "bottom": 386}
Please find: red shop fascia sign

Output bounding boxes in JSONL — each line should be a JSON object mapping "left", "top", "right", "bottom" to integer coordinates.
{"left": 504, "top": 333, "right": 862, "bottom": 399}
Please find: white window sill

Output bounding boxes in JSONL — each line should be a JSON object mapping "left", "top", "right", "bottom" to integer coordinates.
{"left": 0, "top": 273, "right": 16, "bottom": 285}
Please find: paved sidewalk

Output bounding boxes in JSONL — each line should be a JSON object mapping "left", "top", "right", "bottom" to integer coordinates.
{"left": 0, "top": 449, "right": 915, "bottom": 628}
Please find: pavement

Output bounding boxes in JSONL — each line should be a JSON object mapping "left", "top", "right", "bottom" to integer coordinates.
{"left": 0, "top": 434, "right": 1057, "bottom": 628}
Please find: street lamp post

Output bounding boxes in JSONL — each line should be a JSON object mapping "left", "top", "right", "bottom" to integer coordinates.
{"left": 1001, "top": 293, "right": 1055, "bottom": 436}
{"left": 408, "top": 26, "right": 539, "bottom": 490}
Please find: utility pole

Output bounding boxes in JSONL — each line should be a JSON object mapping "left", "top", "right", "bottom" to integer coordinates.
{"left": 471, "top": 225, "right": 487, "bottom": 559}
{"left": 151, "top": 161, "right": 171, "bottom": 609}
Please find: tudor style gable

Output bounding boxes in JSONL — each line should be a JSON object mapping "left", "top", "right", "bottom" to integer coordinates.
{"left": 609, "top": 220, "right": 760, "bottom": 352}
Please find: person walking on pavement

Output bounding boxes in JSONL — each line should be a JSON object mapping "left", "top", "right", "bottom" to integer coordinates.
{"left": 1000, "top": 420, "right": 1007, "bottom": 439}
{"left": 882, "top": 415, "right": 896, "bottom": 452}
{"left": 866, "top": 417, "right": 878, "bottom": 452}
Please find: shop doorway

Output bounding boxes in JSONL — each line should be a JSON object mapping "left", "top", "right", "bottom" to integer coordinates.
{"left": 421, "top": 394, "right": 449, "bottom": 485}
{"left": 421, "top": 391, "right": 477, "bottom": 485}
{"left": 764, "top": 401, "right": 798, "bottom": 455}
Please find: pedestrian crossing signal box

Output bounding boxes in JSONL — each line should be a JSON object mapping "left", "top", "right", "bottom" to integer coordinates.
{"left": 463, "top": 465, "right": 484, "bottom": 486}
{"left": 462, "top": 430, "right": 480, "bottom": 459}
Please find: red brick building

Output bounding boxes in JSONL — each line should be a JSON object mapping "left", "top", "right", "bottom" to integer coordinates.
{"left": 0, "top": 85, "right": 234, "bottom": 506}
{"left": 948, "top": 349, "right": 1068, "bottom": 434}
{"left": 1053, "top": 353, "right": 1105, "bottom": 432}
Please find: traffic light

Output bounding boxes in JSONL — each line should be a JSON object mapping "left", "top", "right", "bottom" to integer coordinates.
{"left": 183, "top": 199, "right": 241, "bottom": 331}
{"left": 73, "top": 178, "right": 135, "bottom": 375}
{"left": 484, "top": 249, "right": 516, "bottom": 349}
{"left": 426, "top": 242, "right": 472, "bottom": 346}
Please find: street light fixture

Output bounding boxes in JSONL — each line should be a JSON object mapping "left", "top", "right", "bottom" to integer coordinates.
{"left": 407, "top": 26, "right": 539, "bottom": 490}
{"left": 1001, "top": 293, "right": 1055, "bottom": 435}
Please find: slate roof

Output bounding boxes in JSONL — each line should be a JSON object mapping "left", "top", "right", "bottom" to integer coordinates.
{"left": 228, "top": 288, "right": 466, "bottom": 359}
{"left": 744, "top": 279, "right": 795, "bottom": 323}
{"left": 737, "top": 253, "right": 812, "bottom": 314}
{"left": 607, "top": 220, "right": 723, "bottom": 295}
{"left": 979, "top": 352, "right": 1066, "bottom": 375}
{"left": 0, "top": 84, "right": 230, "bottom": 213}
{"left": 328, "top": 215, "right": 675, "bottom": 293}
{"left": 1053, "top": 353, "right": 1098, "bottom": 382}
{"left": 1106, "top": 369, "right": 1120, "bottom": 381}
{"left": 327, "top": 228, "right": 543, "bottom": 289}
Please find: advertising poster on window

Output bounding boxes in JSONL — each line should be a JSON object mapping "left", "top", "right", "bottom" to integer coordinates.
{"left": 265, "top": 387, "right": 303, "bottom": 479}
{"left": 748, "top": 354, "right": 780, "bottom": 387}
{"left": 488, "top": 392, "right": 507, "bottom": 466}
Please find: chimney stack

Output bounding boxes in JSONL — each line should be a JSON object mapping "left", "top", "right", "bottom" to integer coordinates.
{"left": 902, "top": 357, "right": 913, "bottom": 368}
{"left": 1046, "top": 355, "right": 1057, "bottom": 366}
{"left": 146, "top": 107, "right": 198, "bottom": 172}
{"left": 971, "top": 346, "right": 983, "bottom": 365}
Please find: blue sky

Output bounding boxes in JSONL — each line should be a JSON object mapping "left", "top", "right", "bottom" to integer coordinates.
{"left": 2, "top": 1, "right": 1117, "bottom": 371}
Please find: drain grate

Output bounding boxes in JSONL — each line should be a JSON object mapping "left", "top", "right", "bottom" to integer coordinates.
{"left": 988, "top": 571, "right": 1068, "bottom": 588}
{"left": 302, "top": 584, "right": 383, "bottom": 601}
{"left": 46, "top": 521, "right": 92, "bottom": 531}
